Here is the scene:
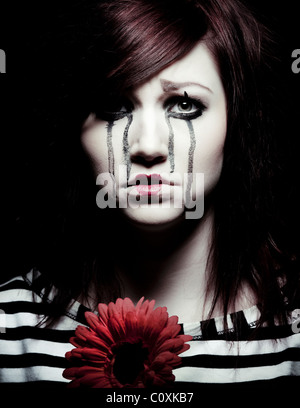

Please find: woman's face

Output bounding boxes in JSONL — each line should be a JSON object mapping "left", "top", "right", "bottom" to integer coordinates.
{"left": 81, "top": 42, "right": 227, "bottom": 226}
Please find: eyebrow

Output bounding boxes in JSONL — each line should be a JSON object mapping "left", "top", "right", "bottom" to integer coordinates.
{"left": 160, "top": 79, "right": 213, "bottom": 94}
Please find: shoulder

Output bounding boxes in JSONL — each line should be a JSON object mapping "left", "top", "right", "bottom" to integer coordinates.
{"left": 0, "top": 269, "right": 90, "bottom": 329}
{"left": 0, "top": 270, "right": 40, "bottom": 305}
{"left": 0, "top": 270, "right": 49, "bottom": 335}
{"left": 0, "top": 271, "right": 77, "bottom": 385}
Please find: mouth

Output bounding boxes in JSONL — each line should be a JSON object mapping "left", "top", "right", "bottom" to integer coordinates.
{"left": 122, "top": 172, "right": 180, "bottom": 199}
{"left": 134, "top": 174, "right": 164, "bottom": 196}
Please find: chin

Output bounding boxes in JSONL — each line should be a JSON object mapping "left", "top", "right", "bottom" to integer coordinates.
{"left": 120, "top": 206, "right": 185, "bottom": 228}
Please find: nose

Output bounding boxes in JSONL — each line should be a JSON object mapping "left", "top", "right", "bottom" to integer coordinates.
{"left": 129, "top": 108, "right": 169, "bottom": 167}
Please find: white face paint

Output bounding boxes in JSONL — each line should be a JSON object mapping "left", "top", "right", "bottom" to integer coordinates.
{"left": 81, "top": 41, "right": 227, "bottom": 226}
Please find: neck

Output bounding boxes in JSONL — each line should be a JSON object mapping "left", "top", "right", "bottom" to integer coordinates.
{"left": 112, "top": 208, "right": 215, "bottom": 322}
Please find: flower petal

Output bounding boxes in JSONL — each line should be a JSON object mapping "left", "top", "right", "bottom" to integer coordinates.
{"left": 154, "top": 334, "right": 192, "bottom": 355}
{"left": 179, "top": 341, "right": 191, "bottom": 354}
{"left": 167, "top": 315, "right": 179, "bottom": 326}
{"left": 121, "top": 297, "right": 135, "bottom": 317}
{"left": 107, "top": 301, "right": 118, "bottom": 318}
{"left": 138, "top": 299, "right": 155, "bottom": 318}
{"left": 151, "top": 351, "right": 181, "bottom": 368}
{"left": 63, "top": 365, "right": 100, "bottom": 380}
{"left": 142, "top": 308, "right": 169, "bottom": 343}
{"left": 92, "top": 323, "right": 115, "bottom": 345}
{"left": 156, "top": 323, "right": 181, "bottom": 346}
{"left": 85, "top": 312, "right": 100, "bottom": 330}
{"left": 73, "top": 347, "right": 109, "bottom": 363}
{"left": 124, "top": 311, "right": 138, "bottom": 339}
{"left": 97, "top": 303, "right": 109, "bottom": 325}
{"left": 155, "top": 337, "right": 184, "bottom": 354}
{"left": 76, "top": 330, "right": 112, "bottom": 352}
{"left": 107, "top": 315, "right": 126, "bottom": 341}
{"left": 135, "top": 297, "right": 145, "bottom": 313}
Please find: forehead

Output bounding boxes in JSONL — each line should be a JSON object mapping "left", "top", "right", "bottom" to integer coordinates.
{"left": 134, "top": 41, "right": 222, "bottom": 95}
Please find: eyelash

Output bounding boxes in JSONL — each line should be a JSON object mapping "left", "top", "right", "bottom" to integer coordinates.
{"left": 94, "top": 94, "right": 206, "bottom": 121}
{"left": 165, "top": 95, "right": 206, "bottom": 120}
{"left": 93, "top": 99, "right": 132, "bottom": 121}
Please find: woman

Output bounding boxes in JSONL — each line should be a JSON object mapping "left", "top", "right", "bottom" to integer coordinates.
{"left": 1, "top": 0, "right": 299, "bottom": 387}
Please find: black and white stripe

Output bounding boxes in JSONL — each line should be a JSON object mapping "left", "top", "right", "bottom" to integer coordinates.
{"left": 0, "top": 270, "right": 299, "bottom": 387}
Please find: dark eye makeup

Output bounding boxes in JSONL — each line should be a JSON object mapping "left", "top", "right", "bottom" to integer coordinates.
{"left": 93, "top": 91, "right": 206, "bottom": 122}
{"left": 165, "top": 92, "right": 207, "bottom": 120}
{"left": 93, "top": 98, "right": 133, "bottom": 121}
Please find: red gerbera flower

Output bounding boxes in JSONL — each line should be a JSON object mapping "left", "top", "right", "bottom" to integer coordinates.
{"left": 63, "top": 297, "right": 192, "bottom": 388}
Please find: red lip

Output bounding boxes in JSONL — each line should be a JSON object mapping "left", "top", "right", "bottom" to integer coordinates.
{"left": 135, "top": 173, "right": 163, "bottom": 185}
{"left": 126, "top": 173, "right": 173, "bottom": 188}
{"left": 134, "top": 173, "right": 164, "bottom": 196}
{"left": 135, "top": 184, "right": 162, "bottom": 196}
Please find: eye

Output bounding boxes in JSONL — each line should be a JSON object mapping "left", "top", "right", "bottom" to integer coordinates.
{"left": 166, "top": 93, "right": 206, "bottom": 120}
{"left": 93, "top": 97, "right": 133, "bottom": 121}
{"left": 175, "top": 100, "right": 195, "bottom": 112}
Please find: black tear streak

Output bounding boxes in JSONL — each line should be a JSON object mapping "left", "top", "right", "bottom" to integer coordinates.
{"left": 123, "top": 113, "right": 133, "bottom": 181}
{"left": 106, "top": 121, "right": 115, "bottom": 176}
{"left": 165, "top": 112, "right": 175, "bottom": 173}
{"left": 185, "top": 119, "right": 196, "bottom": 207}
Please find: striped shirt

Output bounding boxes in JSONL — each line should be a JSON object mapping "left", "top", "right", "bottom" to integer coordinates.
{"left": 0, "top": 270, "right": 299, "bottom": 388}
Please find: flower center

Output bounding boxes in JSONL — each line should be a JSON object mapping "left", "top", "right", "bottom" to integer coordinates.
{"left": 112, "top": 341, "right": 149, "bottom": 385}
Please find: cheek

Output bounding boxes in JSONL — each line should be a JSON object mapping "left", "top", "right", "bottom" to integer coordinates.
{"left": 81, "top": 127, "right": 109, "bottom": 175}
{"left": 171, "top": 120, "right": 194, "bottom": 170}
{"left": 194, "top": 132, "right": 225, "bottom": 172}
{"left": 80, "top": 119, "right": 128, "bottom": 175}
{"left": 192, "top": 114, "right": 227, "bottom": 192}
{"left": 171, "top": 115, "right": 226, "bottom": 173}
